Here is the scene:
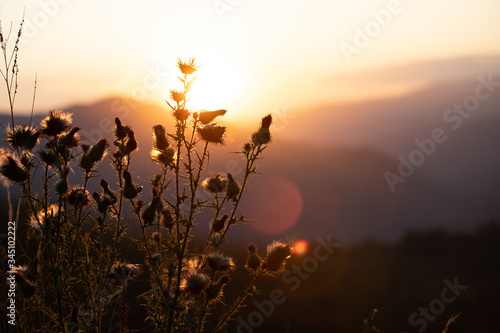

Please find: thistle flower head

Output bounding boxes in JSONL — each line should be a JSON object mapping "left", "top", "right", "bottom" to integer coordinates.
{"left": 99, "top": 178, "right": 118, "bottom": 204}
{"left": 246, "top": 243, "right": 261, "bottom": 271}
{"left": 5, "top": 124, "right": 40, "bottom": 151}
{"left": 90, "top": 138, "right": 108, "bottom": 160}
{"left": 247, "top": 243, "right": 257, "bottom": 253}
{"left": 211, "top": 214, "right": 229, "bottom": 233}
{"left": 40, "top": 110, "right": 72, "bottom": 137}
{"left": 206, "top": 252, "right": 234, "bottom": 271}
{"left": 226, "top": 173, "right": 240, "bottom": 201}
{"left": 93, "top": 192, "right": 111, "bottom": 214}
{"left": 251, "top": 114, "right": 273, "bottom": 146}
{"left": 109, "top": 261, "right": 139, "bottom": 284}
{"left": 80, "top": 139, "right": 108, "bottom": 172}
{"left": 58, "top": 127, "right": 81, "bottom": 148}
{"left": 202, "top": 174, "right": 227, "bottom": 193}
{"left": 243, "top": 142, "right": 252, "bottom": 155}
{"left": 252, "top": 128, "right": 271, "bottom": 146}
{"left": 170, "top": 89, "right": 186, "bottom": 104}
{"left": 56, "top": 169, "right": 69, "bottom": 196}
{"left": 39, "top": 150, "right": 57, "bottom": 167}
{"left": 67, "top": 187, "right": 91, "bottom": 208}
{"left": 122, "top": 170, "right": 142, "bottom": 199}
{"left": 177, "top": 58, "right": 198, "bottom": 75}
{"left": 187, "top": 257, "right": 201, "bottom": 271}
{"left": 12, "top": 265, "right": 29, "bottom": 275}
{"left": 100, "top": 178, "right": 111, "bottom": 193}
{"left": 197, "top": 123, "right": 226, "bottom": 145}
{"left": 123, "top": 130, "right": 137, "bottom": 154}
{"left": 30, "top": 204, "right": 60, "bottom": 232}
{"left": 114, "top": 117, "right": 131, "bottom": 140}
{"left": 0, "top": 151, "right": 28, "bottom": 185}
{"left": 206, "top": 275, "right": 230, "bottom": 300}
{"left": 261, "top": 114, "right": 273, "bottom": 129}
{"left": 181, "top": 271, "right": 209, "bottom": 294}
{"left": 142, "top": 196, "right": 162, "bottom": 226}
{"left": 160, "top": 208, "right": 174, "bottom": 229}
{"left": 151, "top": 147, "right": 176, "bottom": 166}
{"left": 152, "top": 124, "right": 170, "bottom": 150}
{"left": 173, "top": 108, "right": 190, "bottom": 121}
{"left": 265, "top": 241, "right": 291, "bottom": 272}
{"left": 198, "top": 109, "right": 227, "bottom": 125}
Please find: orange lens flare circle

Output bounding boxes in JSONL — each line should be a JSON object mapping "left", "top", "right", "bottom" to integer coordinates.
{"left": 243, "top": 176, "right": 303, "bottom": 235}
{"left": 292, "top": 240, "right": 308, "bottom": 256}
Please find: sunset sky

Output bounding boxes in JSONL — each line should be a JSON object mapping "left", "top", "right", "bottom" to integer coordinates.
{"left": 1, "top": 0, "right": 499, "bottom": 121}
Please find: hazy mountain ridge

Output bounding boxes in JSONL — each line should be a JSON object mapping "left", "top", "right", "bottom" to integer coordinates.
{"left": 1, "top": 73, "right": 500, "bottom": 243}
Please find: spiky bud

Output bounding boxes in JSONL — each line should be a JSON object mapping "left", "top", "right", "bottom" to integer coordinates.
{"left": 142, "top": 196, "right": 161, "bottom": 226}
{"left": 211, "top": 214, "right": 228, "bottom": 233}
{"left": 265, "top": 241, "right": 291, "bottom": 272}
{"left": 170, "top": 89, "right": 186, "bottom": 104}
{"left": 0, "top": 154, "right": 27, "bottom": 184}
{"left": 246, "top": 243, "right": 261, "bottom": 271}
{"left": 123, "top": 131, "right": 137, "bottom": 155}
{"left": 114, "top": 117, "right": 130, "bottom": 140}
{"left": 198, "top": 109, "right": 227, "bottom": 125}
{"left": 123, "top": 170, "right": 142, "bottom": 199}
{"left": 153, "top": 124, "right": 170, "bottom": 150}
{"left": 173, "top": 108, "right": 190, "bottom": 121}
{"left": 100, "top": 179, "right": 117, "bottom": 204}
{"left": 177, "top": 58, "right": 198, "bottom": 75}
{"left": 161, "top": 209, "right": 174, "bottom": 229}
{"left": 226, "top": 173, "right": 240, "bottom": 201}
{"left": 206, "top": 275, "right": 230, "bottom": 299}
{"left": 59, "top": 127, "right": 80, "bottom": 148}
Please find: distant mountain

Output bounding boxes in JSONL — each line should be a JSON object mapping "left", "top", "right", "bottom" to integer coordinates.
{"left": 1, "top": 71, "right": 500, "bottom": 243}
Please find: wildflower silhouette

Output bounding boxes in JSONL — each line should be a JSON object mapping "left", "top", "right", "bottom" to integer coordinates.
{"left": 0, "top": 19, "right": 293, "bottom": 332}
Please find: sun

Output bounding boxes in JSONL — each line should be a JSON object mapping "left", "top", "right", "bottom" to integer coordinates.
{"left": 183, "top": 52, "right": 246, "bottom": 114}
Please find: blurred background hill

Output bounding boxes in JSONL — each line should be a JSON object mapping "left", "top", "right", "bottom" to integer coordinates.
{"left": 3, "top": 58, "right": 499, "bottom": 244}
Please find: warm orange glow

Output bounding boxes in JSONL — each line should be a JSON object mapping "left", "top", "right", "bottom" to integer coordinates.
{"left": 292, "top": 240, "right": 308, "bottom": 256}
{"left": 181, "top": 52, "right": 246, "bottom": 113}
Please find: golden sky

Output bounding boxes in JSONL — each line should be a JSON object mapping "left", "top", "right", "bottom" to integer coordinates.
{"left": 1, "top": 0, "right": 500, "bottom": 121}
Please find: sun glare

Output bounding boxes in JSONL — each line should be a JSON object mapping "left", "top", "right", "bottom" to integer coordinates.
{"left": 180, "top": 52, "right": 246, "bottom": 115}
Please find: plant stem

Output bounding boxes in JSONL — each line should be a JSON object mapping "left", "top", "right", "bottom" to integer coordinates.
{"left": 211, "top": 269, "right": 265, "bottom": 333}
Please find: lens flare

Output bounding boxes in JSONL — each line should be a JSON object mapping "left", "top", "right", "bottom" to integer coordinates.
{"left": 242, "top": 176, "right": 303, "bottom": 235}
{"left": 292, "top": 240, "right": 308, "bottom": 256}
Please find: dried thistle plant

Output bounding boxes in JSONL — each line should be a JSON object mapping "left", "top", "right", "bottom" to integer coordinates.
{"left": 0, "top": 18, "right": 293, "bottom": 332}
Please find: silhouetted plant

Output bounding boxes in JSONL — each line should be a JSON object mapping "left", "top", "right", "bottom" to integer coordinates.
{"left": 0, "top": 18, "right": 291, "bottom": 333}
